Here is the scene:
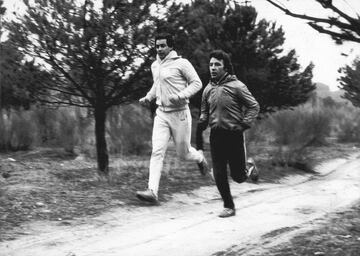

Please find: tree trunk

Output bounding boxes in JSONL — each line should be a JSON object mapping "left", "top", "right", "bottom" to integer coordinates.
{"left": 94, "top": 104, "right": 109, "bottom": 176}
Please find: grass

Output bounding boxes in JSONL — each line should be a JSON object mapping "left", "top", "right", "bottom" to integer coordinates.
{"left": 263, "top": 201, "right": 360, "bottom": 256}
{"left": 0, "top": 142, "right": 358, "bottom": 242}
{"left": 215, "top": 201, "right": 360, "bottom": 256}
{"left": 0, "top": 146, "right": 213, "bottom": 241}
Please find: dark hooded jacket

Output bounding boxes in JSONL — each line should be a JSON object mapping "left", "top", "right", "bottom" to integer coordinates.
{"left": 199, "top": 73, "right": 259, "bottom": 131}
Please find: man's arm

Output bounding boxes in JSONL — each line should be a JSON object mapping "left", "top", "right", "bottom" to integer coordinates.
{"left": 177, "top": 59, "right": 202, "bottom": 100}
{"left": 238, "top": 83, "right": 260, "bottom": 128}
{"left": 140, "top": 63, "right": 156, "bottom": 105}
{"left": 198, "top": 87, "right": 210, "bottom": 130}
{"left": 139, "top": 83, "right": 156, "bottom": 105}
{"left": 196, "top": 87, "right": 210, "bottom": 150}
{"left": 145, "top": 82, "right": 156, "bottom": 101}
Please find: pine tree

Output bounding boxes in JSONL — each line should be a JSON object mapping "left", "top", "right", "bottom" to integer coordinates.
{"left": 339, "top": 58, "right": 360, "bottom": 107}
{"left": 4, "top": 0, "right": 166, "bottom": 176}
{"left": 0, "top": 1, "right": 48, "bottom": 111}
{"left": 157, "top": 0, "right": 315, "bottom": 114}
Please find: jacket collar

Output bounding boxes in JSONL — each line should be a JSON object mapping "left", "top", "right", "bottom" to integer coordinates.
{"left": 210, "top": 72, "right": 237, "bottom": 86}
{"left": 157, "top": 50, "right": 181, "bottom": 63}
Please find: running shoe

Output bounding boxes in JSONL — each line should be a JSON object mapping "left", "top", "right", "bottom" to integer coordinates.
{"left": 136, "top": 189, "right": 158, "bottom": 204}
{"left": 218, "top": 208, "right": 236, "bottom": 218}
{"left": 197, "top": 151, "right": 211, "bottom": 177}
{"left": 246, "top": 157, "right": 259, "bottom": 182}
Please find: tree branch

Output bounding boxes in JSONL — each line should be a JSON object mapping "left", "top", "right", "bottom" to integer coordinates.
{"left": 38, "top": 83, "right": 86, "bottom": 98}
{"left": 46, "top": 53, "right": 95, "bottom": 105}
{"left": 266, "top": 1, "right": 355, "bottom": 30}
{"left": 318, "top": 0, "right": 360, "bottom": 31}
{"left": 309, "top": 22, "right": 360, "bottom": 43}
{"left": 37, "top": 98, "right": 92, "bottom": 108}
{"left": 105, "top": 56, "right": 152, "bottom": 108}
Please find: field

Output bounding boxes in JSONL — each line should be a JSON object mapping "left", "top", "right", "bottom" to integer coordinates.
{"left": 1, "top": 142, "right": 359, "bottom": 256}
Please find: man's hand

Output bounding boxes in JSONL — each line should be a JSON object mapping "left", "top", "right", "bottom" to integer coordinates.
{"left": 139, "top": 96, "right": 150, "bottom": 106}
{"left": 169, "top": 94, "right": 182, "bottom": 105}
{"left": 197, "top": 121, "right": 208, "bottom": 132}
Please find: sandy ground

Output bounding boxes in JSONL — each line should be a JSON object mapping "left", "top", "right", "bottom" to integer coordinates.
{"left": 1, "top": 153, "right": 360, "bottom": 256}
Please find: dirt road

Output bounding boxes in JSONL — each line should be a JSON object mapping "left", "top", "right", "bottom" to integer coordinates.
{"left": 1, "top": 153, "right": 360, "bottom": 256}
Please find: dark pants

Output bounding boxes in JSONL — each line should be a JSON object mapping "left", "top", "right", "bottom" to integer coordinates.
{"left": 210, "top": 128, "right": 247, "bottom": 209}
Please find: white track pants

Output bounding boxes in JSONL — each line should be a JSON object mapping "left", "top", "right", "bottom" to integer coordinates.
{"left": 148, "top": 107, "right": 204, "bottom": 195}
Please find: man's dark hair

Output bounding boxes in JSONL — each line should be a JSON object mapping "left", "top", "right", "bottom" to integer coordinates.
{"left": 209, "top": 50, "right": 234, "bottom": 74}
{"left": 155, "top": 33, "right": 174, "bottom": 48}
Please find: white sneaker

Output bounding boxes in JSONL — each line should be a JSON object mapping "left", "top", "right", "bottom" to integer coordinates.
{"left": 246, "top": 157, "right": 259, "bottom": 182}
{"left": 218, "top": 208, "right": 236, "bottom": 218}
{"left": 136, "top": 189, "right": 159, "bottom": 204}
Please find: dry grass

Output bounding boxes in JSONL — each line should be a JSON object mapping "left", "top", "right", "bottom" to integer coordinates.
{"left": 264, "top": 201, "right": 360, "bottom": 256}
{"left": 0, "top": 143, "right": 357, "bottom": 242}
{"left": 0, "top": 146, "right": 212, "bottom": 241}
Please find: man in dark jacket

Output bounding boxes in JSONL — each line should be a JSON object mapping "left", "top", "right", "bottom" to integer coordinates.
{"left": 198, "top": 50, "right": 260, "bottom": 218}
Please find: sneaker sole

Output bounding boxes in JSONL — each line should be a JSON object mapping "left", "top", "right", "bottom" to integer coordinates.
{"left": 197, "top": 163, "right": 208, "bottom": 176}
{"left": 136, "top": 194, "right": 158, "bottom": 204}
{"left": 250, "top": 173, "right": 259, "bottom": 182}
{"left": 219, "top": 211, "right": 236, "bottom": 218}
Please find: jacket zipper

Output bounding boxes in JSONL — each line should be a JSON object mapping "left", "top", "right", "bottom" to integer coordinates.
{"left": 158, "top": 60, "right": 164, "bottom": 107}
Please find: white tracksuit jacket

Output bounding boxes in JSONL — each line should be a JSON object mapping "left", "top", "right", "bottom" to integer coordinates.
{"left": 145, "top": 50, "right": 202, "bottom": 112}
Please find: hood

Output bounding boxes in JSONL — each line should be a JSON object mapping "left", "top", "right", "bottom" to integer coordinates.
{"left": 210, "top": 73, "right": 238, "bottom": 86}
{"left": 157, "top": 50, "right": 181, "bottom": 63}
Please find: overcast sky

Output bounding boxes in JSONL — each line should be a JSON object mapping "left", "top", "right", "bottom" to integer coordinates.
{"left": 252, "top": 0, "right": 360, "bottom": 91}
{"left": 2, "top": 0, "right": 359, "bottom": 91}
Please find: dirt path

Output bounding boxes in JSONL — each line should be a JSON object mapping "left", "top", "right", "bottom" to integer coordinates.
{"left": 1, "top": 154, "right": 360, "bottom": 256}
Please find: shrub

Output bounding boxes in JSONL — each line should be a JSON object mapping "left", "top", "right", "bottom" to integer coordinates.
{"left": 336, "top": 107, "right": 360, "bottom": 143}
{"left": 268, "top": 105, "right": 332, "bottom": 166}
{"left": 107, "top": 104, "right": 152, "bottom": 155}
{"left": 32, "top": 107, "right": 61, "bottom": 145}
{"left": 30, "top": 106, "right": 83, "bottom": 153}
{"left": 0, "top": 113, "right": 11, "bottom": 151}
{"left": 0, "top": 104, "right": 153, "bottom": 156}
{"left": 0, "top": 109, "right": 37, "bottom": 151}
{"left": 245, "top": 118, "right": 272, "bottom": 144}
{"left": 74, "top": 108, "right": 95, "bottom": 157}
{"left": 269, "top": 105, "right": 332, "bottom": 147}
{"left": 10, "top": 111, "right": 37, "bottom": 150}
{"left": 58, "top": 108, "right": 80, "bottom": 154}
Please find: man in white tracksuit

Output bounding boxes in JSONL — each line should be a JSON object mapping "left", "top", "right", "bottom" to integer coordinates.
{"left": 137, "top": 33, "right": 210, "bottom": 204}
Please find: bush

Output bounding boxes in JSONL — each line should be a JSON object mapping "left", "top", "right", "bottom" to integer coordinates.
{"left": 269, "top": 105, "right": 332, "bottom": 147}
{"left": 58, "top": 108, "right": 80, "bottom": 154}
{"left": 336, "top": 106, "right": 360, "bottom": 143}
{"left": 0, "top": 109, "right": 37, "bottom": 151}
{"left": 32, "top": 107, "right": 61, "bottom": 145}
{"left": 0, "top": 104, "right": 153, "bottom": 156}
{"left": 30, "top": 106, "right": 85, "bottom": 153}
{"left": 107, "top": 104, "right": 152, "bottom": 155}
{"left": 0, "top": 113, "right": 11, "bottom": 151}
{"left": 245, "top": 118, "right": 272, "bottom": 144}
{"left": 267, "top": 105, "right": 332, "bottom": 166}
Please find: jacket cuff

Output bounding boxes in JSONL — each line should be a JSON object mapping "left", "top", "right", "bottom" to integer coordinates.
{"left": 242, "top": 123, "right": 251, "bottom": 130}
{"left": 177, "top": 92, "right": 187, "bottom": 100}
{"left": 145, "top": 94, "right": 154, "bottom": 101}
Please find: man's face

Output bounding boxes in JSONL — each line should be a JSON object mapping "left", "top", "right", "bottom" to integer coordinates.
{"left": 155, "top": 39, "right": 172, "bottom": 60}
{"left": 209, "top": 57, "right": 226, "bottom": 80}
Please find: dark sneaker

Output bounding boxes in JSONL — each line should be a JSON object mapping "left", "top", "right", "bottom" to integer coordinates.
{"left": 197, "top": 159, "right": 208, "bottom": 176}
{"left": 136, "top": 189, "right": 158, "bottom": 204}
{"left": 218, "top": 208, "right": 236, "bottom": 218}
{"left": 246, "top": 157, "right": 259, "bottom": 182}
{"left": 209, "top": 168, "right": 215, "bottom": 181}
{"left": 197, "top": 158, "right": 213, "bottom": 179}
